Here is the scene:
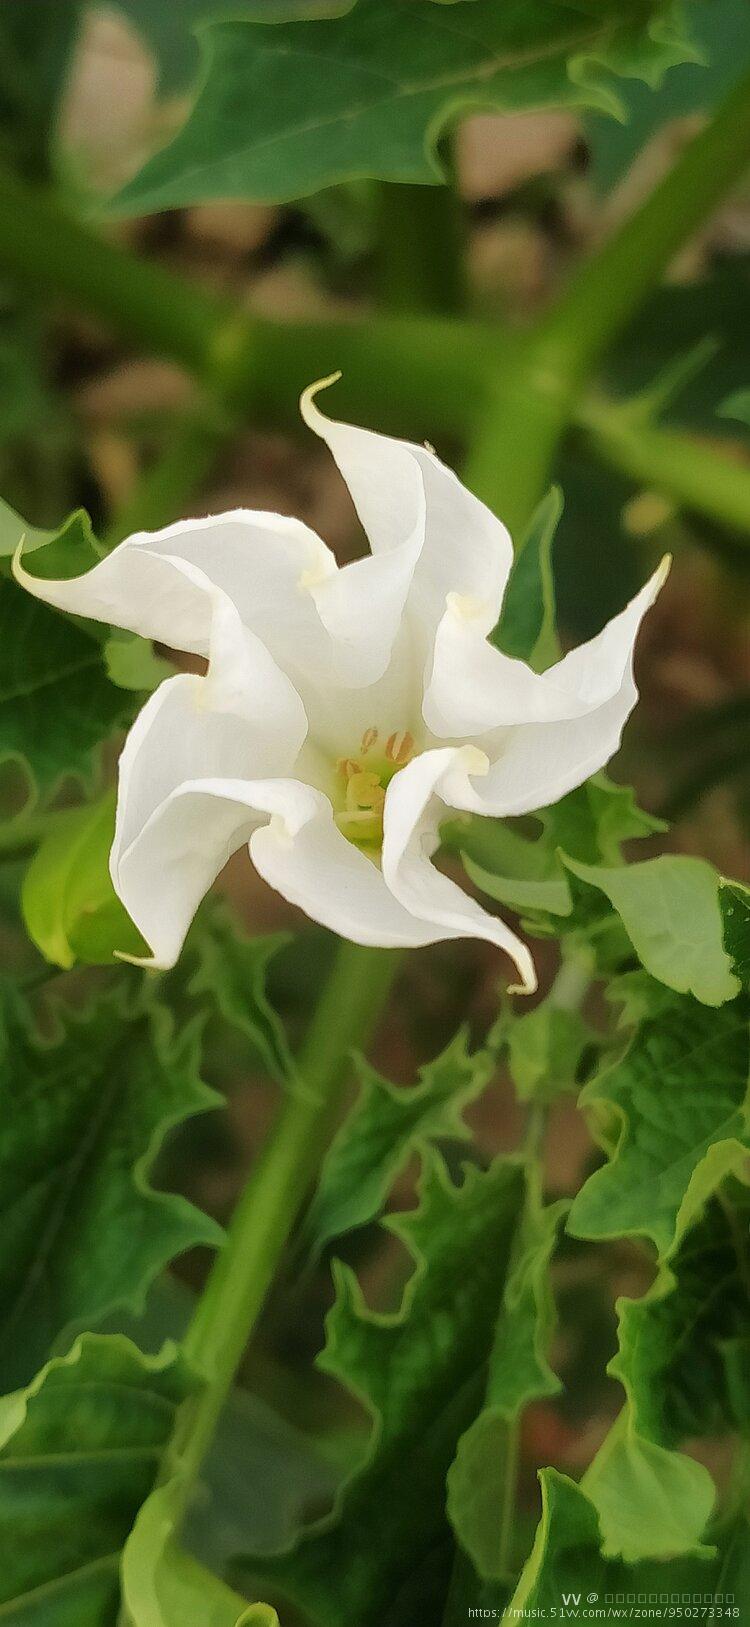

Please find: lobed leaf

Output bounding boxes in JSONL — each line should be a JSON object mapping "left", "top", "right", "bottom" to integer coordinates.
{"left": 456, "top": 773, "right": 662, "bottom": 927}
{"left": 0, "top": 1332, "right": 197, "bottom": 1626}
{"left": 580, "top": 1405, "right": 715, "bottom": 1562}
{"left": 302, "top": 1029, "right": 493, "bottom": 1260}
{"left": 446, "top": 1180, "right": 566, "bottom": 1580}
{"left": 0, "top": 983, "right": 223, "bottom": 1390}
{"left": 564, "top": 853, "right": 739, "bottom": 1007}
{"left": 188, "top": 905, "right": 298, "bottom": 1088}
{"left": 0, "top": 577, "right": 129, "bottom": 797}
{"left": 511, "top": 1469, "right": 749, "bottom": 1616}
{"left": 504, "top": 999, "right": 596, "bottom": 1104}
{"left": 242, "top": 1152, "right": 528, "bottom": 1626}
{"left": 122, "top": 1478, "right": 278, "bottom": 1627}
{"left": 113, "top": 0, "right": 699, "bottom": 213}
{"left": 584, "top": 0, "right": 748, "bottom": 194}
{"left": 568, "top": 983, "right": 750, "bottom": 1260}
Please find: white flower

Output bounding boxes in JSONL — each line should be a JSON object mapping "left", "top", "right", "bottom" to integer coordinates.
{"left": 15, "top": 381, "right": 667, "bottom": 994}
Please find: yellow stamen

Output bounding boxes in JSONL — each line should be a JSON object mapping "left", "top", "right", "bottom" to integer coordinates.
{"left": 337, "top": 757, "right": 362, "bottom": 781}
{"left": 385, "top": 729, "right": 415, "bottom": 766}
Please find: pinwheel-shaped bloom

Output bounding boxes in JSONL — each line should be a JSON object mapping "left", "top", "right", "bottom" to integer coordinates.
{"left": 16, "top": 383, "right": 666, "bottom": 994}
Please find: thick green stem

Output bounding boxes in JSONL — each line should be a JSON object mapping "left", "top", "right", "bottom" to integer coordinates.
{"left": 465, "top": 64, "right": 750, "bottom": 534}
{"left": 173, "top": 939, "right": 400, "bottom": 1505}
{"left": 541, "top": 66, "right": 750, "bottom": 384}
{"left": 0, "top": 100, "right": 749, "bottom": 547}
{"left": 576, "top": 396, "right": 750, "bottom": 543}
{"left": 375, "top": 180, "right": 465, "bottom": 314}
{"left": 0, "top": 169, "right": 493, "bottom": 440}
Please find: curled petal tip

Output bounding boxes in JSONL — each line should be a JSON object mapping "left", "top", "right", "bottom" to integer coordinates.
{"left": 113, "top": 948, "right": 161, "bottom": 970}
{"left": 300, "top": 372, "right": 343, "bottom": 431}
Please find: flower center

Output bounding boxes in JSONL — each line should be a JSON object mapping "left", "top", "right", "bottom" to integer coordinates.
{"left": 334, "top": 727, "right": 416, "bottom": 846}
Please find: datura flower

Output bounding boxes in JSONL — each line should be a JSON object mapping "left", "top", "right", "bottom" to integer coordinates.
{"left": 15, "top": 381, "right": 667, "bottom": 995}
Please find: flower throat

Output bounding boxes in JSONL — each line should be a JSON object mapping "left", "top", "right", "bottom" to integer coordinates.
{"left": 334, "top": 727, "right": 415, "bottom": 845}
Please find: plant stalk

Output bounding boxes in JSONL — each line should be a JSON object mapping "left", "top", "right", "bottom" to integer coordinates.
{"left": 576, "top": 396, "right": 750, "bottom": 543}
{"left": 0, "top": 168, "right": 493, "bottom": 439}
{"left": 464, "top": 63, "right": 750, "bottom": 534}
{"left": 172, "top": 939, "right": 400, "bottom": 1506}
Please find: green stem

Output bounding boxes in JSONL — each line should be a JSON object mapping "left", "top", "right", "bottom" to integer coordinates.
{"left": 576, "top": 395, "right": 750, "bottom": 543}
{"left": 172, "top": 939, "right": 400, "bottom": 1507}
{"left": 540, "top": 65, "right": 750, "bottom": 385}
{"left": 375, "top": 180, "right": 465, "bottom": 314}
{"left": 464, "top": 63, "right": 750, "bottom": 534}
{"left": 0, "top": 168, "right": 494, "bottom": 439}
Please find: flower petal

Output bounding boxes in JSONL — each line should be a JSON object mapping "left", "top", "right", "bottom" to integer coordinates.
{"left": 381, "top": 747, "right": 537, "bottom": 992}
{"left": 423, "top": 596, "right": 584, "bottom": 738}
{"left": 115, "top": 777, "right": 315, "bottom": 968}
{"left": 423, "top": 560, "right": 668, "bottom": 743}
{"left": 445, "top": 562, "right": 669, "bottom": 819}
{"left": 304, "top": 486, "right": 425, "bottom": 688}
{"left": 250, "top": 799, "right": 448, "bottom": 949}
{"left": 113, "top": 589, "right": 307, "bottom": 896}
{"left": 301, "top": 379, "right": 512, "bottom": 636}
{"left": 117, "top": 776, "right": 449, "bottom": 967}
{"left": 15, "top": 509, "right": 335, "bottom": 661}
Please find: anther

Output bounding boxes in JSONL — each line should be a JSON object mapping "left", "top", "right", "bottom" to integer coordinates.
{"left": 337, "top": 757, "right": 361, "bottom": 780}
{"left": 360, "top": 726, "right": 379, "bottom": 755}
{"left": 385, "top": 729, "right": 415, "bottom": 765}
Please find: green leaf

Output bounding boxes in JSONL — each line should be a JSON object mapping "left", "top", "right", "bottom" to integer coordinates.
{"left": 0, "top": 1331, "right": 197, "bottom": 1626}
{"left": 188, "top": 906, "right": 297, "bottom": 1088}
{"left": 122, "top": 1479, "right": 278, "bottom": 1627}
{"left": 461, "top": 828, "right": 571, "bottom": 920}
{"left": 113, "top": 0, "right": 698, "bottom": 213}
{"left": 613, "top": 1184, "right": 750, "bottom": 1449}
{"left": 568, "top": 985, "right": 750, "bottom": 1260}
{"left": 718, "top": 387, "right": 750, "bottom": 426}
{"left": 0, "top": 984, "right": 223, "bottom": 1389}
{"left": 446, "top": 1181, "right": 565, "bottom": 1580}
{"left": 721, "top": 879, "right": 750, "bottom": 989}
{"left": 21, "top": 789, "right": 147, "bottom": 967}
{"left": 545, "top": 776, "right": 665, "bottom": 865}
{"left": 302, "top": 1031, "right": 492, "bottom": 1260}
{"left": 104, "top": 628, "right": 173, "bottom": 693}
{"left": 107, "top": 1273, "right": 342, "bottom": 1574}
{"left": 584, "top": 0, "right": 748, "bottom": 194}
{"left": 493, "top": 487, "right": 561, "bottom": 670}
{"left": 0, "top": 499, "right": 100, "bottom": 567}
{"left": 454, "top": 774, "right": 662, "bottom": 926}
{"left": 581, "top": 1405, "right": 715, "bottom": 1562}
{"left": 581, "top": 1173, "right": 750, "bottom": 1564}
{"left": 114, "top": 0, "right": 346, "bottom": 95}
{"left": 243, "top": 1152, "right": 527, "bottom": 1627}
{"left": 563, "top": 853, "right": 740, "bottom": 1007}
{"left": 511, "top": 1469, "right": 747, "bottom": 1616}
{"left": 505, "top": 1000, "right": 595, "bottom": 1104}
{"left": 0, "top": 577, "right": 129, "bottom": 795}
{"left": 510, "top": 1470, "right": 610, "bottom": 1611}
